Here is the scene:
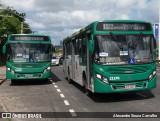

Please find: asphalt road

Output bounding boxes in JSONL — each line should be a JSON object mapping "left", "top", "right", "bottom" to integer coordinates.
{"left": 0, "top": 65, "right": 160, "bottom": 121}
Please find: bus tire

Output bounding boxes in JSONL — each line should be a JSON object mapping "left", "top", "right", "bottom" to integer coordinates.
{"left": 68, "top": 68, "right": 72, "bottom": 84}
{"left": 11, "top": 79, "right": 16, "bottom": 84}
{"left": 42, "top": 79, "right": 49, "bottom": 83}
{"left": 82, "top": 72, "right": 93, "bottom": 96}
{"left": 85, "top": 87, "right": 93, "bottom": 96}
{"left": 82, "top": 71, "right": 92, "bottom": 96}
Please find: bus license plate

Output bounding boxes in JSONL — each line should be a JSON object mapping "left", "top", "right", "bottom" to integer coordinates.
{"left": 25, "top": 74, "right": 33, "bottom": 78}
{"left": 125, "top": 85, "right": 136, "bottom": 89}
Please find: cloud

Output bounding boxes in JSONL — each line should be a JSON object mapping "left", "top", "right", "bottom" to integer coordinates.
{"left": 1, "top": 0, "right": 34, "bottom": 12}
{"left": 1, "top": 0, "right": 159, "bottom": 45}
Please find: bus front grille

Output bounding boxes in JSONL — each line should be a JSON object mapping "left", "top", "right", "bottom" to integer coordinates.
{"left": 107, "top": 66, "right": 149, "bottom": 74}
{"left": 111, "top": 81, "right": 147, "bottom": 90}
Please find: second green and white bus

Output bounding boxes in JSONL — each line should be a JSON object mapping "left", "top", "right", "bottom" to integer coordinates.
{"left": 3, "top": 34, "right": 52, "bottom": 84}
{"left": 63, "top": 20, "right": 157, "bottom": 94}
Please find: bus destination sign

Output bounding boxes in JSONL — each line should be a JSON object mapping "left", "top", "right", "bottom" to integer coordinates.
{"left": 96, "top": 22, "right": 152, "bottom": 31}
{"left": 10, "top": 35, "right": 49, "bottom": 41}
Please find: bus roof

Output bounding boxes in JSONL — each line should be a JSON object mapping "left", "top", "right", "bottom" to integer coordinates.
{"left": 8, "top": 34, "right": 49, "bottom": 36}
{"left": 63, "top": 20, "right": 152, "bottom": 41}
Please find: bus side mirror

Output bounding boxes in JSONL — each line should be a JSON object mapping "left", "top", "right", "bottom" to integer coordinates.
{"left": 2, "top": 44, "right": 7, "bottom": 54}
{"left": 89, "top": 40, "right": 93, "bottom": 52}
{"left": 53, "top": 47, "right": 56, "bottom": 52}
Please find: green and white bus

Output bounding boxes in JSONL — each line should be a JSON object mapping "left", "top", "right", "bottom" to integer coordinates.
{"left": 3, "top": 34, "right": 52, "bottom": 83}
{"left": 63, "top": 20, "right": 157, "bottom": 94}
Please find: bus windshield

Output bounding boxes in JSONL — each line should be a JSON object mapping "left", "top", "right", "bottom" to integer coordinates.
{"left": 94, "top": 34, "right": 155, "bottom": 65}
{"left": 7, "top": 43, "right": 51, "bottom": 62}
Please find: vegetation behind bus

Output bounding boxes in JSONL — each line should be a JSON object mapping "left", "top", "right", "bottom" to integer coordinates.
{"left": 0, "top": 3, "right": 31, "bottom": 66}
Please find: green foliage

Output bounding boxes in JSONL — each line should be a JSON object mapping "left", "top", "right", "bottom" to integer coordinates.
{"left": 0, "top": 3, "right": 32, "bottom": 66}
{"left": 0, "top": 17, "right": 21, "bottom": 35}
{"left": 0, "top": 5, "right": 31, "bottom": 36}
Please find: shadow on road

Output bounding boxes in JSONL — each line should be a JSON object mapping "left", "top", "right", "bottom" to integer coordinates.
{"left": 10, "top": 79, "right": 52, "bottom": 86}
{"left": 89, "top": 90, "right": 155, "bottom": 103}
{"left": 50, "top": 71, "right": 62, "bottom": 82}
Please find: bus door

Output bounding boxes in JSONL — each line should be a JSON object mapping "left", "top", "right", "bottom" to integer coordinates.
{"left": 63, "top": 44, "right": 67, "bottom": 76}
{"left": 72, "top": 38, "right": 82, "bottom": 85}
{"left": 71, "top": 39, "right": 75, "bottom": 80}
{"left": 86, "top": 34, "right": 94, "bottom": 92}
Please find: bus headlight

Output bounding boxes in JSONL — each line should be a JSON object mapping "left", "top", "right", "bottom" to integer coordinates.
{"left": 102, "top": 77, "right": 109, "bottom": 84}
{"left": 7, "top": 68, "right": 11, "bottom": 71}
{"left": 7, "top": 68, "right": 14, "bottom": 74}
{"left": 96, "top": 73, "right": 109, "bottom": 84}
{"left": 148, "top": 71, "right": 156, "bottom": 82}
{"left": 96, "top": 73, "right": 102, "bottom": 80}
{"left": 43, "top": 67, "right": 51, "bottom": 73}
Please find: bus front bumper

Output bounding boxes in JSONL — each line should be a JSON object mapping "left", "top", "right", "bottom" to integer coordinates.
{"left": 6, "top": 70, "right": 51, "bottom": 80}
{"left": 94, "top": 76, "right": 157, "bottom": 93}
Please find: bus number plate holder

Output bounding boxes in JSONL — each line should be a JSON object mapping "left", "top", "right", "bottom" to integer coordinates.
{"left": 125, "top": 85, "right": 136, "bottom": 89}
{"left": 25, "top": 74, "right": 33, "bottom": 78}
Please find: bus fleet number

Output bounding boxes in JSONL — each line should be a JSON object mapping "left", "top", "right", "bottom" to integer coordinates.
{"left": 109, "top": 77, "right": 120, "bottom": 80}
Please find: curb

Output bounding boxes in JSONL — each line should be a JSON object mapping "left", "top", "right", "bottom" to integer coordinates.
{"left": 0, "top": 78, "right": 6, "bottom": 85}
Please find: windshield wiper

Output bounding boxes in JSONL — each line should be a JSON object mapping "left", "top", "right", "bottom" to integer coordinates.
{"left": 110, "top": 32, "right": 123, "bottom": 50}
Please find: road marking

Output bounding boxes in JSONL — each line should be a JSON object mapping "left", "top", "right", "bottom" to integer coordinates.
{"left": 0, "top": 99, "right": 8, "bottom": 112}
{"left": 57, "top": 89, "right": 61, "bottom": 92}
{"left": 54, "top": 85, "right": 58, "bottom": 88}
{"left": 51, "top": 80, "right": 76, "bottom": 117}
{"left": 60, "top": 94, "right": 65, "bottom": 98}
{"left": 64, "top": 100, "right": 70, "bottom": 105}
{"left": 69, "top": 109, "right": 77, "bottom": 117}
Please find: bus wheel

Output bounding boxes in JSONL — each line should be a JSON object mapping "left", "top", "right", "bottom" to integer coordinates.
{"left": 85, "top": 87, "right": 93, "bottom": 96}
{"left": 82, "top": 73, "right": 93, "bottom": 96}
{"left": 68, "top": 68, "right": 72, "bottom": 84}
{"left": 42, "top": 79, "right": 49, "bottom": 84}
{"left": 11, "top": 79, "right": 17, "bottom": 84}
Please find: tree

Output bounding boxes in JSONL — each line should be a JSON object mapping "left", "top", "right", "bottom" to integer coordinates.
{"left": 0, "top": 3, "right": 32, "bottom": 65}
{"left": 0, "top": 8, "right": 31, "bottom": 35}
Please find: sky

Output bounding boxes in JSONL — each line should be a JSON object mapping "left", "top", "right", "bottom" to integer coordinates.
{"left": 1, "top": 0, "right": 159, "bottom": 45}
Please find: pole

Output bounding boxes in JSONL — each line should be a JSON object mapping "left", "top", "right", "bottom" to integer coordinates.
{"left": 158, "top": 4, "right": 160, "bottom": 60}
{"left": 21, "top": 22, "right": 23, "bottom": 34}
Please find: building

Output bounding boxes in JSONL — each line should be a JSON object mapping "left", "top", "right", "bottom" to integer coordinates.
{"left": 54, "top": 45, "right": 63, "bottom": 57}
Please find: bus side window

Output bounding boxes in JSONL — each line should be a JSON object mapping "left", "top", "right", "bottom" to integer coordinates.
{"left": 78, "top": 39, "right": 82, "bottom": 55}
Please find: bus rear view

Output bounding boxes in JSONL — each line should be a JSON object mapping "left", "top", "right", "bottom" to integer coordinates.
{"left": 3, "top": 34, "right": 52, "bottom": 84}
